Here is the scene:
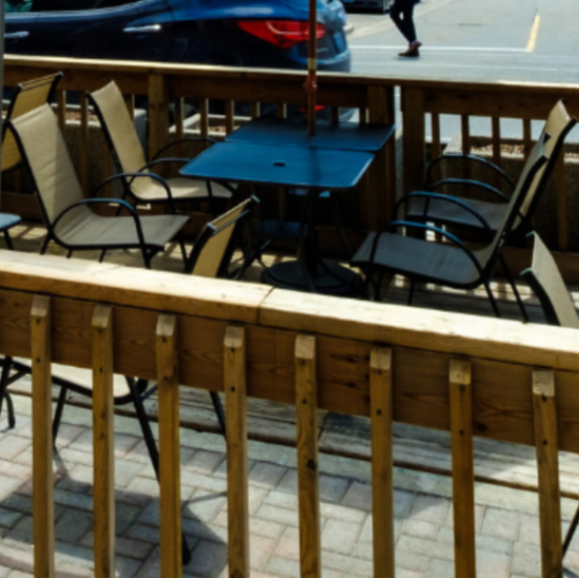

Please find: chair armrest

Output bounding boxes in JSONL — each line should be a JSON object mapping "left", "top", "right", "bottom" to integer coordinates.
{"left": 427, "top": 153, "right": 515, "bottom": 190}
{"left": 395, "top": 191, "right": 493, "bottom": 232}
{"left": 90, "top": 171, "right": 176, "bottom": 213}
{"left": 51, "top": 197, "right": 147, "bottom": 249}
{"left": 430, "top": 178, "right": 510, "bottom": 203}
{"left": 152, "top": 137, "right": 216, "bottom": 161}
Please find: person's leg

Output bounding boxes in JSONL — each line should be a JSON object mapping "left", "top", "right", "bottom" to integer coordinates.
{"left": 401, "top": 0, "right": 417, "bottom": 43}
{"left": 390, "top": 0, "right": 414, "bottom": 43}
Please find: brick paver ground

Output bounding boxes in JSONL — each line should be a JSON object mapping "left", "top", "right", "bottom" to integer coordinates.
{"left": 0, "top": 388, "right": 577, "bottom": 578}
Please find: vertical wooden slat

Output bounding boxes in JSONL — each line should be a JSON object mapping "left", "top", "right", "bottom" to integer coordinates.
{"left": 491, "top": 117, "right": 502, "bottom": 190}
{"left": 102, "top": 141, "right": 112, "bottom": 197}
{"left": 56, "top": 90, "right": 66, "bottom": 131}
{"left": 79, "top": 93, "right": 89, "bottom": 196}
{"left": 523, "top": 119, "right": 532, "bottom": 160}
{"left": 31, "top": 295, "right": 54, "bottom": 579}
{"left": 148, "top": 73, "right": 169, "bottom": 160}
{"left": 174, "top": 97, "right": 185, "bottom": 140}
{"left": 532, "top": 369, "right": 563, "bottom": 579}
{"left": 431, "top": 113, "right": 442, "bottom": 180}
{"left": 461, "top": 114, "right": 471, "bottom": 180}
{"left": 124, "top": 93, "right": 135, "bottom": 120}
{"left": 555, "top": 150, "right": 568, "bottom": 251}
{"left": 385, "top": 86, "right": 397, "bottom": 222}
{"left": 277, "top": 103, "right": 287, "bottom": 119}
{"left": 449, "top": 359, "right": 476, "bottom": 578}
{"left": 199, "top": 98, "right": 209, "bottom": 138}
{"left": 157, "top": 315, "right": 182, "bottom": 578}
{"left": 402, "top": 87, "right": 426, "bottom": 195}
{"left": 225, "top": 100, "right": 235, "bottom": 135}
{"left": 295, "top": 335, "right": 320, "bottom": 578}
{"left": 331, "top": 106, "right": 339, "bottom": 124}
{"left": 92, "top": 304, "right": 115, "bottom": 578}
{"left": 370, "top": 347, "right": 394, "bottom": 578}
{"left": 250, "top": 102, "right": 261, "bottom": 119}
{"left": 225, "top": 326, "right": 249, "bottom": 578}
{"left": 359, "top": 107, "right": 367, "bottom": 125}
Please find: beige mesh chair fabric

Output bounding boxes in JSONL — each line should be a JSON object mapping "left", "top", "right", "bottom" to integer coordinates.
{"left": 8, "top": 104, "right": 188, "bottom": 263}
{"left": 190, "top": 197, "right": 254, "bottom": 278}
{"left": 89, "top": 81, "right": 232, "bottom": 203}
{"left": 1, "top": 73, "right": 61, "bottom": 172}
{"left": 521, "top": 232, "right": 579, "bottom": 329}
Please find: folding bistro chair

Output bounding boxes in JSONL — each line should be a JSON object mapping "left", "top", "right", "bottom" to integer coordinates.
{"left": 6, "top": 103, "right": 189, "bottom": 269}
{"left": 402, "top": 100, "right": 577, "bottom": 240}
{"left": 88, "top": 81, "right": 234, "bottom": 214}
{"left": 351, "top": 131, "right": 549, "bottom": 318}
{"left": 519, "top": 231, "right": 579, "bottom": 559}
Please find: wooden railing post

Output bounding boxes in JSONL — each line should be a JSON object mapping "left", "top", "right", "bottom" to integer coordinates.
{"left": 148, "top": 73, "right": 170, "bottom": 161}
{"left": 402, "top": 87, "right": 426, "bottom": 196}
{"left": 224, "top": 326, "right": 249, "bottom": 578}
{"left": 92, "top": 305, "right": 115, "bottom": 578}
{"left": 79, "top": 93, "right": 89, "bottom": 196}
{"left": 449, "top": 359, "right": 476, "bottom": 578}
{"left": 532, "top": 369, "right": 563, "bottom": 578}
{"left": 555, "top": 150, "right": 568, "bottom": 252}
{"left": 157, "top": 315, "right": 182, "bottom": 578}
{"left": 295, "top": 334, "right": 320, "bottom": 578}
{"left": 370, "top": 347, "right": 394, "bottom": 578}
{"left": 31, "top": 295, "right": 54, "bottom": 578}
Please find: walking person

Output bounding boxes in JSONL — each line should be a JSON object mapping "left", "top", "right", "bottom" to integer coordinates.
{"left": 390, "top": 0, "right": 422, "bottom": 57}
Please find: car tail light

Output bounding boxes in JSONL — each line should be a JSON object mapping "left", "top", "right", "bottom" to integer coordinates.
{"left": 237, "top": 20, "right": 325, "bottom": 50}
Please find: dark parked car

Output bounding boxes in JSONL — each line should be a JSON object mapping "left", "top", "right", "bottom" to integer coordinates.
{"left": 5, "top": 0, "right": 351, "bottom": 73}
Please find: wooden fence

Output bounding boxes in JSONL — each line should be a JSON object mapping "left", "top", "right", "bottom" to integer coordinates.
{"left": 0, "top": 249, "right": 578, "bottom": 577}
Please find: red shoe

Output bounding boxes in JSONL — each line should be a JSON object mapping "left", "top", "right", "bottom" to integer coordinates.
{"left": 398, "top": 41, "right": 422, "bottom": 57}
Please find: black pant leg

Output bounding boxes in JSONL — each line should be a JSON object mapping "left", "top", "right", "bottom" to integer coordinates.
{"left": 390, "top": 0, "right": 417, "bottom": 43}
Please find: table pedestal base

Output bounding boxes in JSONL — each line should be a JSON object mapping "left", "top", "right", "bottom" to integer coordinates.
{"left": 262, "top": 261, "right": 362, "bottom": 297}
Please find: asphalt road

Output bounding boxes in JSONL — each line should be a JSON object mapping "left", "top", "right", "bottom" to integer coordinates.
{"left": 345, "top": 0, "right": 579, "bottom": 140}
{"left": 347, "top": 0, "right": 579, "bottom": 84}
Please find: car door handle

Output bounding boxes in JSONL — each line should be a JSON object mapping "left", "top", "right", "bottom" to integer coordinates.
{"left": 4, "top": 31, "right": 30, "bottom": 40}
{"left": 123, "top": 24, "right": 161, "bottom": 33}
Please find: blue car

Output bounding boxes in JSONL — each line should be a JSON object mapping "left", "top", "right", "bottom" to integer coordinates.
{"left": 5, "top": 0, "right": 351, "bottom": 74}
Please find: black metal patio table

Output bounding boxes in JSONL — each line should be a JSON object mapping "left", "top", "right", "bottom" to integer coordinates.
{"left": 226, "top": 117, "right": 395, "bottom": 153}
{"left": 180, "top": 141, "right": 375, "bottom": 296}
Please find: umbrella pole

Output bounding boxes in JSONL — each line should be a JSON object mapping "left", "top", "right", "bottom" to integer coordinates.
{"left": 304, "top": 0, "right": 318, "bottom": 136}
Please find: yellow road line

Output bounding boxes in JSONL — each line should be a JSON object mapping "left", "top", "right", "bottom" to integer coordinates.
{"left": 526, "top": 14, "right": 540, "bottom": 53}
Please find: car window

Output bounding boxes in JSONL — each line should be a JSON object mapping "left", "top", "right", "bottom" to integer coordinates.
{"left": 29, "top": 0, "right": 140, "bottom": 11}
{"left": 6, "top": 0, "right": 34, "bottom": 12}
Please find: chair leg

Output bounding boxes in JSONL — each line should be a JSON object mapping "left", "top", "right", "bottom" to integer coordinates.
{"left": 210, "top": 391, "right": 226, "bottom": 437}
{"left": 67, "top": 250, "right": 74, "bottom": 259}
{"left": 4, "top": 231, "right": 13, "bottom": 250}
{"left": 4, "top": 393, "right": 15, "bottom": 429}
{"left": 127, "top": 379, "right": 192, "bottom": 565}
{"left": 563, "top": 504, "right": 579, "bottom": 556}
{"left": 499, "top": 254, "right": 529, "bottom": 322}
{"left": 484, "top": 281, "right": 502, "bottom": 317}
{"left": 99, "top": 249, "right": 108, "bottom": 263}
{"left": 40, "top": 234, "right": 51, "bottom": 255}
{"left": 52, "top": 386, "right": 68, "bottom": 445}
{"left": 0, "top": 356, "right": 14, "bottom": 429}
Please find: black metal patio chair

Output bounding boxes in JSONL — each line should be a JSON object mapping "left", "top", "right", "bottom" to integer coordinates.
{"left": 6, "top": 103, "right": 190, "bottom": 269}
{"left": 519, "top": 231, "right": 579, "bottom": 559}
{"left": 351, "top": 131, "right": 549, "bottom": 318}
{"left": 401, "top": 100, "right": 577, "bottom": 240}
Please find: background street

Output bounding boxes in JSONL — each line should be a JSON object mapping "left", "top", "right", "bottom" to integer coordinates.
{"left": 345, "top": 0, "right": 579, "bottom": 140}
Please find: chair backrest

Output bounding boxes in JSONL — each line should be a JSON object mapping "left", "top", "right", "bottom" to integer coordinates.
{"left": 475, "top": 132, "right": 549, "bottom": 272}
{"left": 1, "top": 73, "right": 62, "bottom": 172}
{"left": 520, "top": 232, "right": 579, "bottom": 329}
{"left": 187, "top": 197, "right": 257, "bottom": 278}
{"left": 7, "top": 103, "right": 87, "bottom": 230}
{"left": 516, "top": 100, "right": 577, "bottom": 227}
{"left": 88, "top": 81, "right": 148, "bottom": 185}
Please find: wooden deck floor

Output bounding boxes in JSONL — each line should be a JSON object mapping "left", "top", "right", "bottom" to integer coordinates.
{"left": 3, "top": 221, "right": 577, "bottom": 503}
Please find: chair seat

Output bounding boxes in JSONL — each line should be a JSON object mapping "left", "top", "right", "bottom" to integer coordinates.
{"left": 405, "top": 195, "right": 507, "bottom": 232}
{"left": 352, "top": 232, "right": 491, "bottom": 289}
{"left": 134, "top": 175, "right": 233, "bottom": 203}
{"left": 56, "top": 210, "right": 189, "bottom": 250}
{"left": 14, "top": 358, "right": 131, "bottom": 399}
{"left": 0, "top": 213, "right": 21, "bottom": 231}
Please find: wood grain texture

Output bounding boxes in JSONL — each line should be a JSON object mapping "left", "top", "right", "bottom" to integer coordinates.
{"left": 224, "top": 326, "right": 249, "bottom": 578}
{"left": 156, "top": 314, "right": 182, "bottom": 578}
{"left": 370, "top": 347, "right": 394, "bottom": 578}
{"left": 79, "top": 93, "right": 89, "bottom": 196}
{"left": 56, "top": 90, "right": 66, "bottom": 131}
{"left": 449, "top": 359, "right": 476, "bottom": 578}
{"left": 92, "top": 304, "right": 115, "bottom": 578}
{"left": 402, "top": 87, "right": 426, "bottom": 195}
{"left": 148, "top": 73, "right": 169, "bottom": 161}
{"left": 532, "top": 370, "right": 563, "bottom": 578}
{"left": 295, "top": 335, "right": 320, "bottom": 578}
{"left": 30, "top": 295, "right": 54, "bottom": 578}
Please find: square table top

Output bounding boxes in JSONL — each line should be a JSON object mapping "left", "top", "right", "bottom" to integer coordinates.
{"left": 225, "top": 117, "right": 395, "bottom": 152}
{"left": 180, "top": 142, "right": 375, "bottom": 191}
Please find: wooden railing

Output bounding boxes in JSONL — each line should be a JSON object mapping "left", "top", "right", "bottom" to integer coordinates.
{"left": 0, "top": 249, "right": 578, "bottom": 577}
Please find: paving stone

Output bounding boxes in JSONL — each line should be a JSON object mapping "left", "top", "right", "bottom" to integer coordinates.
{"left": 401, "top": 519, "right": 439, "bottom": 540}
{"left": 182, "top": 518, "right": 228, "bottom": 544}
{"left": 394, "top": 490, "right": 416, "bottom": 519}
{"left": 54, "top": 509, "right": 92, "bottom": 543}
{"left": 80, "top": 531, "right": 154, "bottom": 561}
{"left": 428, "top": 557, "right": 455, "bottom": 578}
{"left": 273, "top": 526, "right": 299, "bottom": 560}
{"left": 249, "top": 535, "right": 277, "bottom": 571}
{"left": 321, "top": 550, "right": 373, "bottom": 576}
{"left": 341, "top": 482, "right": 372, "bottom": 512}
{"left": 186, "top": 450, "right": 225, "bottom": 475}
{"left": 264, "top": 491, "right": 298, "bottom": 511}
{"left": 320, "top": 503, "right": 366, "bottom": 524}
{"left": 0, "top": 508, "right": 22, "bottom": 530}
{"left": 397, "top": 535, "right": 455, "bottom": 561}
{"left": 249, "top": 463, "right": 287, "bottom": 489}
{"left": 395, "top": 568, "right": 425, "bottom": 578}
{"left": 393, "top": 547, "right": 430, "bottom": 573}
{"left": 481, "top": 507, "right": 520, "bottom": 541}
{"left": 0, "top": 494, "right": 32, "bottom": 515}
{"left": 182, "top": 488, "right": 227, "bottom": 523}
{"left": 319, "top": 475, "right": 350, "bottom": 504}
{"left": 53, "top": 488, "right": 93, "bottom": 512}
{"left": 0, "top": 436, "right": 31, "bottom": 462}
{"left": 265, "top": 555, "right": 300, "bottom": 578}
{"left": 180, "top": 472, "right": 227, "bottom": 494}
{"left": 517, "top": 512, "right": 540, "bottom": 545}
{"left": 475, "top": 533, "right": 512, "bottom": 555}
{"left": 256, "top": 504, "right": 299, "bottom": 528}
{"left": 0, "top": 460, "right": 31, "bottom": 481}
{"left": 410, "top": 495, "right": 451, "bottom": 525}
{"left": 476, "top": 549, "right": 511, "bottom": 578}
{"left": 126, "top": 523, "right": 159, "bottom": 545}
{"left": 114, "top": 459, "right": 147, "bottom": 489}
{"left": 185, "top": 539, "right": 228, "bottom": 577}
{"left": 0, "top": 542, "right": 33, "bottom": 575}
{"left": 56, "top": 464, "right": 94, "bottom": 495}
{"left": 116, "top": 503, "right": 143, "bottom": 535}
{"left": 511, "top": 540, "right": 541, "bottom": 577}
{"left": 321, "top": 519, "right": 362, "bottom": 556}
{"left": 275, "top": 469, "right": 297, "bottom": 494}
